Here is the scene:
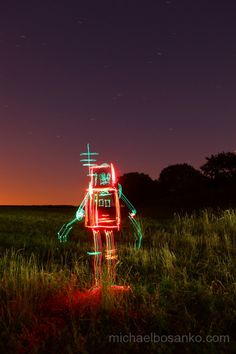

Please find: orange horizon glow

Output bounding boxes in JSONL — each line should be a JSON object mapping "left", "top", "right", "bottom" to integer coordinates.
{"left": 0, "top": 185, "right": 85, "bottom": 206}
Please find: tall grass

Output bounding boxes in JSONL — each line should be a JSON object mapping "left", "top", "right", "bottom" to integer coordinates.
{"left": 0, "top": 207, "right": 236, "bottom": 353}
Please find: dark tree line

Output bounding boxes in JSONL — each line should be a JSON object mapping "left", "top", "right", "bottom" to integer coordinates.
{"left": 118, "top": 152, "right": 236, "bottom": 216}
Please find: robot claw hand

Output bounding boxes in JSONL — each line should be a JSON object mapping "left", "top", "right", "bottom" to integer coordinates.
{"left": 57, "top": 217, "right": 78, "bottom": 242}
{"left": 57, "top": 223, "right": 72, "bottom": 243}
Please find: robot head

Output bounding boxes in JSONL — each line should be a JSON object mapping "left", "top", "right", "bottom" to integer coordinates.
{"left": 90, "top": 163, "right": 116, "bottom": 188}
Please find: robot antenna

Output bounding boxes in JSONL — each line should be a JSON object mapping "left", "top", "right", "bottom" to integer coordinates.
{"left": 80, "top": 143, "right": 99, "bottom": 176}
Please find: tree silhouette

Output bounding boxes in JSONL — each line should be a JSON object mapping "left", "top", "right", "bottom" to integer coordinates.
{"left": 159, "top": 163, "right": 204, "bottom": 192}
{"left": 200, "top": 152, "right": 236, "bottom": 180}
{"left": 118, "top": 152, "right": 236, "bottom": 214}
{"left": 118, "top": 172, "right": 155, "bottom": 206}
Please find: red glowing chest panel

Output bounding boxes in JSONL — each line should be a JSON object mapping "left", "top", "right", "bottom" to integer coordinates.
{"left": 85, "top": 189, "right": 120, "bottom": 229}
{"left": 85, "top": 164, "right": 120, "bottom": 229}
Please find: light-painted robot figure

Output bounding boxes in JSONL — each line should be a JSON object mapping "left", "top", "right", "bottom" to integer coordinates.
{"left": 57, "top": 144, "right": 142, "bottom": 286}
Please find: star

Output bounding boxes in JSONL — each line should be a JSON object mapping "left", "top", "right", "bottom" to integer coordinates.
{"left": 75, "top": 17, "right": 88, "bottom": 25}
{"left": 112, "top": 92, "right": 123, "bottom": 101}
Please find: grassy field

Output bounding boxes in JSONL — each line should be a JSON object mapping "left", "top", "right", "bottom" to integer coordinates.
{"left": 0, "top": 206, "right": 236, "bottom": 353}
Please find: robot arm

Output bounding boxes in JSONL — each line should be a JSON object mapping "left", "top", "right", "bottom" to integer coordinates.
{"left": 118, "top": 183, "right": 136, "bottom": 216}
{"left": 75, "top": 191, "right": 89, "bottom": 220}
{"left": 57, "top": 191, "right": 90, "bottom": 243}
{"left": 128, "top": 215, "right": 143, "bottom": 250}
{"left": 118, "top": 184, "right": 142, "bottom": 249}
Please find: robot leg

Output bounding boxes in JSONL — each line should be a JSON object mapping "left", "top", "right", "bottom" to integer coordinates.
{"left": 104, "top": 230, "right": 117, "bottom": 284}
{"left": 92, "top": 229, "right": 102, "bottom": 286}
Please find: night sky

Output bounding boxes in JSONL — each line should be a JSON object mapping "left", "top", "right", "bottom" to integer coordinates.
{"left": 1, "top": 1, "right": 236, "bottom": 205}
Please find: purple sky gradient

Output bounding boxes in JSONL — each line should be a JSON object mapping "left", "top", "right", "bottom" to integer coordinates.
{"left": 1, "top": 0, "right": 236, "bottom": 204}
